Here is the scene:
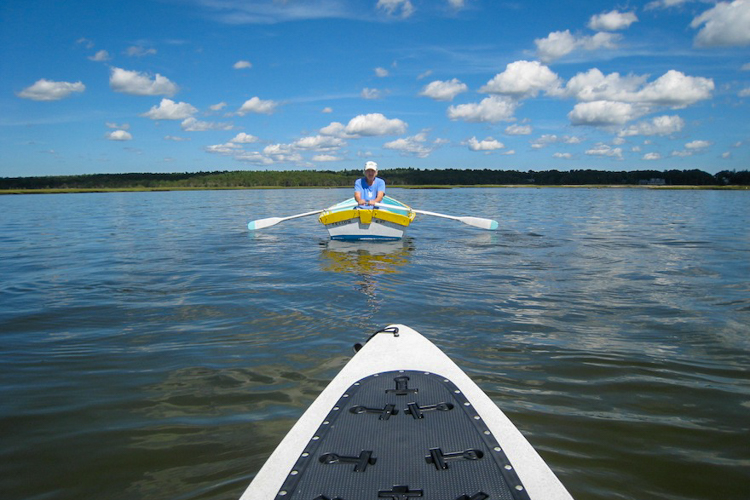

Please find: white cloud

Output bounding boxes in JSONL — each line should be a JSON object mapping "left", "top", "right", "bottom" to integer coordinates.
{"left": 89, "top": 50, "right": 110, "bottom": 62}
{"left": 553, "top": 152, "right": 573, "bottom": 159}
{"left": 480, "top": 60, "right": 561, "bottom": 98}
{"left": 322, "top": 107, "right": 333, "bottom": 113}
{"left": 377, "top": 0, "right": 414, "bottom": 18}
{"left": 645, "top": 0, "right": 691, "bottom": 10}
{"left": 505, "top": 124, "right": 532, "bottom": 135}
{"left": 293, "top": 135, "right": 346, "bottom": 151}
{"left": 181, "top": 117, "right": 233, "bottom": 131}
{"left": 563, "top": 69, "right": 713, "bottom": 109}
{"left": 126, "top": 46, "right": 157, "bottom": 57}
{"left": 110, "top": 67, "right": 178, "bottom": 96}
{"left": 636, "top": 70, "right": 714, "bottom": 107}
{"left": 671, "top": 149, "right": 693, "bottom": 157}
{"left": 740, "top": 87, "right": 750, "bottom": 97}
{"left": 164, "top": 135, "right": 189, "bottom": 141}
{"left": 17, "top": 79, "right": 85, "bottom": 101}
{"left": 419, "top": 79, "right": 468, "bottom": 101}
{"left": 231, "top": 132, "right": 259, "bottom": 143}
{"left": 237, "top": 96, "right": 278, "bottom": 115}
{"left": 141, "top": 98, "right": 198, "bottom": 120}
{"left": 691, "top": 0, "right": 750, "bottom": 47}
{"left": 375, "top": 67, "right": 389, "bottom": 77}
{"left": 685, "top": 140, "right": 711, "bottom": 149}
{"left": 384, "top": 132, "right": 433, "bottom": 158}
{"left": 234, "top": 60, "right": 252, "bottom": 69}
{"left": 447, "top": 95, "right": 518, "bottom": 123}
{"left": 588, "top": 10, "right": 638, "bottom": 31}
{"left": 361, "top": 87, "right": 383, "bottom": 99}
{"left": 106, "top": 122, "right": 129, "bottom": 130}
{"left": 535, "top": 30, "right": 620, "bottom": 63}
{"left": 210, "top": 102, "right": 227, "bottom": 111}
{"left": 569, "top": 101, "right": 642, "bottom": 126}
{"left": 742, "top": 63, "right": 750, "bottom": 71}
{"left": 312, "top": 154, "right": 341, "bottom": 162}
{"left": 586, "top": 143, "right": 624, "bottom": 159}
{"left": 106, "top": 130, "right": 132, "bottom": 141}
{"left": 347, "top": 113, "right": 407, "bottom": 136}
{"left": 618, "top": 115, "right": 685, "bottom": 137}
{"left": 531, "top": 134, "right": 583, "bottom": 148}
{"left": 643, "top": 152, "right": 662, "bottom": 160}
{"left": 466, "top": 136, "right": 505, "bottom": 151}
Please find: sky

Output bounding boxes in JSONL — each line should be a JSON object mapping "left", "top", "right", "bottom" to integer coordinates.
{"left": 1, "top": 0, "right": 749, "bottom": 177}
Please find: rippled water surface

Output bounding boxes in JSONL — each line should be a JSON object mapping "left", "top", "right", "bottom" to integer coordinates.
{"left": 1, "top": 187, "right": 749, "bottom": 500}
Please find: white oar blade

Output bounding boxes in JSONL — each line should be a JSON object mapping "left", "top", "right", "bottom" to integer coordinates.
{"left": 248, "top": 217, "right": 283, "bottom": 231}
{"left": 460, "top": 217, "right": 499, "bottom": 230}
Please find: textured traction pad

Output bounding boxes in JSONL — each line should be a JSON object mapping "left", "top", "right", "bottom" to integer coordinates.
{"left": 274, "top": 370, "right": 531, "bottom": 500}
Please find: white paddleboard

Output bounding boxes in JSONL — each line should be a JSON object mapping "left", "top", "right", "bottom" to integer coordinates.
{"left": 240, "top": 325, "right": 573, "bottom": 500}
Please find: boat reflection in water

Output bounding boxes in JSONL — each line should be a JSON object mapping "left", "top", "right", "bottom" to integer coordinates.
{"left": 319, "top": 239, "right": 414, "bottom": 313}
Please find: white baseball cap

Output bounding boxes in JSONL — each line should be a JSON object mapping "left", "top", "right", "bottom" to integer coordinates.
{"left": 364, "top": 161, "right": 378, "bottom": 171}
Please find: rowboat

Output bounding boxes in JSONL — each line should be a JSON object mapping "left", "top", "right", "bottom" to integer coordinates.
{"left": 239, "top": 324, "right": 573, "bottom": 500}
{"left": 318, "top": 196, "right": 416, "bottom": 241}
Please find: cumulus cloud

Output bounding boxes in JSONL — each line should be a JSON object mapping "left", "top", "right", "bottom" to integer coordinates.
{"left": 110, "top": 67, "right": 178, "bottom": 96}
{"left": 141, "top": 98, "right": 198, "bottom": 120}
{"left": 643, "top": 152, "right": 662, "bottom": 160}
{"left": 419, "top": 79, "right": 468, "bottom": 101}
{"left": 531, "top": 134, "right": 583, "bottom": 149}
{"left": 17, "top": 79, "right": 85, "bottom": 101}
{"left": 234, "top": 60, "right": 252, "bottom": 69}
{"left": 535, "top": 30, "right": 620, "bottom": 63}
{"left": 585, "top": 143, "right": 624, "bottom": 159}
{"left": 691, "top": 0, "right": 750, "bottom": 47}
{"left": 231, "top": 132, "right": 259, "bottom": 143}
{"left": 377, "top": 0, "right": 414, "bottom": 18}
{"left": 553, "top": 152, "right": 573, "bottom": 159}
{"left": 505, "top": 124, "right": 533, "bottom": 135}
{"left": 466, "top": 137, "right": 505, "bottom": 152}
{"left": 685, "top": 140, "right": 711, "bottom": 149}
{"left": 312, "top": 154, "right": 341, "bottom": 162}
{"left": 645, "top": 0, "right": 691, "bottom": 10}
{"left": 348, "top": 113, "right": 407, "bottom": 136}
{"left": 384, "top": 132, "right": 434, "bottom": 158}
{"left": 106, "top": 130, "right": 132, "bottom": 141}
{"left": 237, "top": 96, "right": 278, "bottom": 115}
{"left": 106, "top": 122, "right": 129, "bottom": 130}
{"left": 588, "top": 10, "right": 638, "bottom": 31}
{"left": 89, "top": 50, "right": 110, "bottom": 62}
{"left": 361, "top": 87, "right": 383, "bottom": 99}
{"left": 181, "top": 117, "right": 233, "bottom": 131}
{"left": 375, "top": 67, "right": 389, "bottom": 77}
{"left": 293, "top": 135, "right": 346, "bottom": 151}
{"left": 480, "top": 60, "right": 561, "bottom": 98}
{"left": 447, "top": 95, "right": 518, "bottom": 123}
{"left": 210, "top": 102, "right": 227, "bottom": 111}
{"left": 569, "top": 101, "right": 642, "bottom": 126}
{"left": 563, "top": 69, "right": 713, "bottom": 113}
{"left": 618, "top": 115, "right": 685, "bottom": 137}
{"left": 126, "top": 46, "right": 156, "bottom": 57}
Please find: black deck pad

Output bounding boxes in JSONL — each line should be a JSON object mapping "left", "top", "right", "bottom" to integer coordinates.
{"left": 274, "top": 370, "right": 531, "bottom": 500}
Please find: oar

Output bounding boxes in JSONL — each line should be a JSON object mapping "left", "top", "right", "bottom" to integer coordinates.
{"left": 248, "top": 203, "right": 356, "bottom": 231}
{"left": 375, "top": 202, "right": 499, "bottom": 230}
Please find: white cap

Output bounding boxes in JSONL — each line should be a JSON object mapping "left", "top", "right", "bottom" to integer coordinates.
{"left": 364, "top": 161, "right": 378, "bottom": 171}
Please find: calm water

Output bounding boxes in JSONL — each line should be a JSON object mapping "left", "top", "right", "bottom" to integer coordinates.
{"left": 1, "top": 187, "right": 749, "bottom": 500}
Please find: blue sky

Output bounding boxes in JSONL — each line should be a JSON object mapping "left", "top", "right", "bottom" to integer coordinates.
{"left": 1, "top": 0, "right": 749, "bottom": 177}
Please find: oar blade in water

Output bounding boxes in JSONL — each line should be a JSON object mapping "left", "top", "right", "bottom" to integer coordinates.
{"left": 460, "top": 217, "right": 499, "bottom": 230}
{"left": 248, "top": 217, "right": 283, "bottom": 231}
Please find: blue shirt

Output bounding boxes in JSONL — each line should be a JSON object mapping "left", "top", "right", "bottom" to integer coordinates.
{"left": 355, "top": 177, "right": 385, "bottom": 204}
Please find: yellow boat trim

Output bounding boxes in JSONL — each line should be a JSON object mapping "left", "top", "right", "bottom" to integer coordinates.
{"left": 319, "top": 208, "right": 415, "bottom": 227}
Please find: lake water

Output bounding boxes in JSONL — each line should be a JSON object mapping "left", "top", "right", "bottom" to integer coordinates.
{"left": 1, "top": 187, "right": 749, "bottom": 500}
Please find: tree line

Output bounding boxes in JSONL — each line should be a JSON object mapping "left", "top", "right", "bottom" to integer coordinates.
{"left": 1, "top": 168, "right": 748, "bottom": 190}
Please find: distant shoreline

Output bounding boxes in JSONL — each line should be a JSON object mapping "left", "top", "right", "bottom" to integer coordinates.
{"left": 2, "top": 184, "right": 748, "bottom": 195}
